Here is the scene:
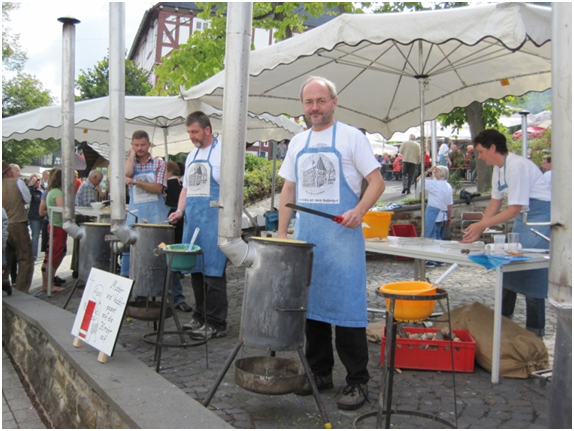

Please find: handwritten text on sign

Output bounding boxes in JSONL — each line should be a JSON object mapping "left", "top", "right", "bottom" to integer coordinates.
{"left": 71, "top": 268, "right": 133, "bottom": 357}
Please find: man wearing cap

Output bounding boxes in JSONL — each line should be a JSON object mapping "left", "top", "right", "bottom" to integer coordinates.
{"left": 2, "top": 161, "right": 34, "bottom": 293}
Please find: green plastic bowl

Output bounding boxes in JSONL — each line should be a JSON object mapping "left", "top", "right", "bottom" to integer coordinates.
{"left": 164, "top": 244, "right": 201, "bottom": 271}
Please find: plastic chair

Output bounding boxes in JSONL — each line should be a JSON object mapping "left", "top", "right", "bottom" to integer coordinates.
{"left": 460, "top": 211, "right": 483, "bottom": 230}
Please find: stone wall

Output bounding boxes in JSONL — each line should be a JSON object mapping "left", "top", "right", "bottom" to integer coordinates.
{"left": 2, "top": 291, "right": 232, "bottom": 429}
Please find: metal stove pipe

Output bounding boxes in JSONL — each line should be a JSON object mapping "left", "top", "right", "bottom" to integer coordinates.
{"left": 548, "top": 3, "right": 572, "bottom": 428}
{"left": 108, "top": 3, "right": 135, "bottom": 245}
{"left": 58, "top": 16, "right": 83, "bottom": 241}
{"left": 217, "top": 3, "right": 255, "bottom": 267}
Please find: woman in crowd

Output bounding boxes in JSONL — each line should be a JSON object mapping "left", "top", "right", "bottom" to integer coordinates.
{"left": 27, "top": 174, "right": 44, "bottom": 260}
{"left": 39, "top": 169, "right": 66, "bottom": 293}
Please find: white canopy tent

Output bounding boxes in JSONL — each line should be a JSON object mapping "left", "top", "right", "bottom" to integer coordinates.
{"left": 182, "top": 3, "right": 551, "bottom": 139}
{"left": 2, "top": 96, "right": 303, "bottom": 158}
{"left": 182, "top": 2, "right": 551, "bottom": 240}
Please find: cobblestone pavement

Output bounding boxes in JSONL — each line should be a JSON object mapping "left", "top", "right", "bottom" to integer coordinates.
{"left": 30, "top": 248, "right": 555, "bottom": 429}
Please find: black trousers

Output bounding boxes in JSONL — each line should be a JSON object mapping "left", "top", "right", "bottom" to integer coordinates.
{"left": 304, "top": 318, "right": 369, "bottom": 386}
{"left": 191, "top": 267, "right": 228, "bottom": 332}
{"left": 402, "top": 161, "right": 417, "bottom": 192}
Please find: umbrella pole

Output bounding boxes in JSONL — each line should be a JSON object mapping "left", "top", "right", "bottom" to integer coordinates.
{"left": 417, "top": 40, "right": 428, "bottom": 282}
{"left": 271, "top": 141, "right": 277, "bottom": 211}
{"left": 519, "top": 111, "right": 529, "bottom": 157}
{"left": 163, "top": 127, "right": 170, "bottom": 161}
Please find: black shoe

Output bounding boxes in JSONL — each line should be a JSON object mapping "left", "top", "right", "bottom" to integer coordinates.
{"left": 2, "top": 279, "right": 12, "bottom": 296}
{"left": 401, "top": 189, "right": 407, "bottom": 195}
{"left": 175, "top": 302, "right": 192, "bottom": 312}
{"left": 54, "top": 276, "right": 66, "bottom": 286}
{"left": 295, "top": 374, "right": 334, "bottom": 396}
{"left": 406, "top": 189, "right": 411, "bottom": 195}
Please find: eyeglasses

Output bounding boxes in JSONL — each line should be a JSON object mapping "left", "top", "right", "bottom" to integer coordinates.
{"left": 303, "top": 98, "right": 333, "bottom": 107}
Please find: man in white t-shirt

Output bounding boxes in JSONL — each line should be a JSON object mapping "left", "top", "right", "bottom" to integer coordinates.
{"left": 168, "top": 111, "right": 228, "bottom": 341}
{"left": 277, "top": 76, "right": 385, "bottom": 411}
{"left": 437, "top": 138, "right": 450, "bottom": 166}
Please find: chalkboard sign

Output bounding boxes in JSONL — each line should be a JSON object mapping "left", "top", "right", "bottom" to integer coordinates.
{"left": 71, "top": 268, "right": 133, "bottom": 357}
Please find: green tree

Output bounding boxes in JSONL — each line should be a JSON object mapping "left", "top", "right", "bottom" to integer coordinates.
{"left": 152, "top": 2, "right": 362, "bottom": 95}
{"left": 2, "top": 3, "right": 59, "bottom": 167}
{"left": 76, "top": 55, "right": 153, "bottom": 100}
{"left": 2, "top": 138, "right": 60, "bottom": 168}
{"left": 152, "top": 2, "right": 473, "bottom": 95}
{"left": 2, "top": 2, "right": 27, "bottom": 72}
{"left": 2, "top": 72, "right": 54, "bottom": 117}
{"left": 506, "top": 89, "right": 551, "bottom": 114}
{"left": 438, "top": 98, "right": 516, "bottom": 192}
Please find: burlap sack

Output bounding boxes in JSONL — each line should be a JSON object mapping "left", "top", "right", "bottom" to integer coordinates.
{"left": 366, "top": 320, "right": 385, "bottom": 343}
{"left": 435, "top": 302, "right": 549, "bottom": 378}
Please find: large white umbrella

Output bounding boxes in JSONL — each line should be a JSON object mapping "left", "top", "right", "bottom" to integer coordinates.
{"left": 181, "top": 2, "right": 551, "bottom": 139}
{"left": 181, "top": 2, "right": 550, "bottom": 239}
{"left": 2, "top": 96, "right": 303, "bottom": 158}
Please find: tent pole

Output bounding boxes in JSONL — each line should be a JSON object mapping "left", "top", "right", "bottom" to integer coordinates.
{"left": 519, "top": 111, "right": 529, "bottom": 156}
{"left": 271, "top": 141, "right": 277, "bottom": 211}
{"left": 163, "top": 128, "right": 169, "bottom": 161}
{"left": 416, "top": 39, "right": 428, "bottom": 281}
{"left": 548, "top": 3, "right": 572, "bottom": 428}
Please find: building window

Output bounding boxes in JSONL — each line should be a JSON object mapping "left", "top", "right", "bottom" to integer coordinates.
{"left": 194, "top": 18, "right": 210, "bottom": 32}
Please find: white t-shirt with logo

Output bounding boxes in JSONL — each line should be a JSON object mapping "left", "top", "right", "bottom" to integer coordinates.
{"left": 279, "top": 122, "right": 381, "bottom": 198}
{"left": 182, "top": 140, "right": 222, "bottom": 188}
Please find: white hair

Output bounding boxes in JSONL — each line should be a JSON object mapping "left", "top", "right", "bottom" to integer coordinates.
{"left": 436, "top": 165, "right": 449, "bottom": 180}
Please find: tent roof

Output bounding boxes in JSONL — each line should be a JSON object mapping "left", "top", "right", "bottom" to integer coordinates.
{"left": 182, "top": 2, "right": 551, "bottom": 138}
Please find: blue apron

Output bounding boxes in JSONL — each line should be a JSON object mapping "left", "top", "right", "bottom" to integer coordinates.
{"left": 121, "top": 164, "right": 168, "bottom": 276}
{"left": 126, "top": 165, "right": 168, "bottom": 226}
{"left": 181, "top": 139, "right": 227, "bottom": 277}
{"left": 424, "top": 205, "right": 446, "bottom": 240}
{"left": 503, "top": 199, "right": 550, "bottom": 298}
{"left": 294, "top": 122, "right": 368, "bottom": 327}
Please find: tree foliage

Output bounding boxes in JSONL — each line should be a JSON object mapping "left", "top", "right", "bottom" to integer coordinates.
{"left": 2, "top": 138, "right": 60, "bottom": 168}
{"left": 152, "top": 2, "right": 474, "bottom": 95}
{"left": 2, "top": 2, "right": 27, "bottom": 72}
{"left": 505, "top": 89, "right": 551, "bottom": 114}
{"left": 152, "top": 2, "right": 362, "bottom": 95}
{"left": 76, "top": 55, "right": 153, "bottom": 100}
{"left": 244, "top": 153, "right": 284, "bottom": 205}
{"left": 2, "top": 72, "right": 54, "bottom": 117}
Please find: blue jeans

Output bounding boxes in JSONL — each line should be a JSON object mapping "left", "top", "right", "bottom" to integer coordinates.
{"left": 502, "top": 288, "right": 545, "bottom": 335}
{"left": 29, "top": 219, "right": 42, "bottom": 260}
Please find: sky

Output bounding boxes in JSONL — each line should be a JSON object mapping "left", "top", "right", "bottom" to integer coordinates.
{"left": 5, "top": 2, "right": 156, "bottom": 103}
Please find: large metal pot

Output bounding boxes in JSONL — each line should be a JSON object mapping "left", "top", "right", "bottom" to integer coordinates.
{"left": 78, "top": 222, "right": 112, "bottom": 281}
{"left": 129, "top": 224, "right": 174, "bottom": 297}
{"left": 240, "top": 237, "right": 314, "bottom": 351}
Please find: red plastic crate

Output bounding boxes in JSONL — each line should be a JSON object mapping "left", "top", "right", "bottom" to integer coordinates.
{"left": 390, "top": 223, "right": 417, "bottom": 261}
{"left": 381, "top": 327, "right": 476, "bottom": 373}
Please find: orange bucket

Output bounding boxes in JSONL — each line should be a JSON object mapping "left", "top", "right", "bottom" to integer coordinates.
{"left": 378, "top": 281, "right": 437, "bottom": 321}
{"left": 362, "top": 211, "right": 393, "bottom": 238}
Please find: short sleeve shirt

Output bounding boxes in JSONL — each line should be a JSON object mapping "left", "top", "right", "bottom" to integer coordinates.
{"left": 278, "top": 122, "right": 380, "bottom": 197}
{"left": 491, "top": 153, "right": 550, "bottom": 206}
